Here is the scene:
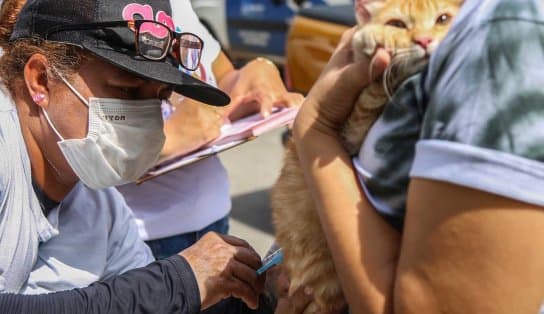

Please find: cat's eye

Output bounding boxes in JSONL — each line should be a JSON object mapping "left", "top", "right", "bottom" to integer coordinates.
{"left": 436, "top": 13, "right": 452, "bottom": 25}
{"left": 386, "top": 19, "right": 407, "bottom": 29}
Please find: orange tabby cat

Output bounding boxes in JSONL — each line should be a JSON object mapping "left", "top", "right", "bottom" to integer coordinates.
{"left": 271, "top": 0, "right": 462, "bottom": 312}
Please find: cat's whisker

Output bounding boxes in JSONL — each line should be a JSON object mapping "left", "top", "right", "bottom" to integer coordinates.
{"left": 369, "top": 56, "right": 378, "bottom": 86}
{"left": 383, "top": 63, "right": 395, "bottom": 100}
{"left": 392, "top": 47, "right": 422, "bottom": 58}
{"left": 393, "top": 48, "right": 415, "bottom": 53}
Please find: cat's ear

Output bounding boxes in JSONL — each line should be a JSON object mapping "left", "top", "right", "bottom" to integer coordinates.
{"left": 355, "top": 0, "right": 387, "bottom": 24}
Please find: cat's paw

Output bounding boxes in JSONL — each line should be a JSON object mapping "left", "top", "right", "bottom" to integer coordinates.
{"left": 352, "top": 26, "right": 380, "bottom": 60}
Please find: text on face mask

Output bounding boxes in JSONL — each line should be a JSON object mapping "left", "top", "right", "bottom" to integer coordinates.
{"left": 103, "top": 115, "right": 126, "bottom": 121}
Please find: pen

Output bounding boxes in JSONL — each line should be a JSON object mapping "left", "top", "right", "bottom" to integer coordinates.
{"left": 257, "top": 248, "right": 284, "bottom": 275}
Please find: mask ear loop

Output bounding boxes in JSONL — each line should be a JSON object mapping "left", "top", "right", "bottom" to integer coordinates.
{"left": 41, "top": 108, "right": 65, "bottom": 141}
{"left": 51, "top": 67, "right": 90, "bottom": 107}
{"left": 39, "top": 105, "right": 68, "bottom": 179}
{"left": 42, "top": 67, "right": 89, "bottom": 141}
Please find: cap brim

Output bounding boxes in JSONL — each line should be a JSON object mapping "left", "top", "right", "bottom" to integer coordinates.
{"left": 82, "top": 43, "right": 231, "bottom": 106}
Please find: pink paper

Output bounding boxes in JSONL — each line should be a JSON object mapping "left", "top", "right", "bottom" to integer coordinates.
{"left": 206, "top": 107, "right": 299, "bottom": 147}
{"left": 138, "top": 107, "right": 299, "bottom": 183}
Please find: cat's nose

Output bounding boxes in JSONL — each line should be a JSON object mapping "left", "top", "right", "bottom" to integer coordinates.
{"left": 414, "top": 37, "right": 433, "bottom": 50}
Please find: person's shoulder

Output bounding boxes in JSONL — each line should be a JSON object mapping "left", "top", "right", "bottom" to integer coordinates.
{"left": 419, "top": 0, "right": 544, "bottom": 159}
{"left": 170, "top": 0, "right": 200, "bottom": 28}
{"left": 429, "top": 0, "right": 544, "bottom": 71}
{"left": 407, "top": 2, "right": 544, "bottom": 207}
{"left": 479, "top": 0, "right": 544, "bottom": 23}
{"left": 74, "top": 184, "right": 127, "bottom": 208}
{"left": 451, "top": 0, "right": 544, "bottom": 29}
{"left": 61, "top": 184, "right": 139, "bottom": 237}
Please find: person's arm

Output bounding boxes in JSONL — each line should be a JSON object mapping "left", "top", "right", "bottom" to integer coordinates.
{"left": 0, "top": 255, "right": 200, "bottom": 314}
{"left": 395, "top": 179, "right": 544, "bottom": 314}
{"left": 0, "top": 233, "right": 265, "bottom": 314}
{"left": 292, "top": 28, "right": 399, "bottom": 313}
{"left": 392, "top": 9, "right": 544, "bottom": 313}
{"left": 294, "top": 128, "right": 400, "bottom": 314}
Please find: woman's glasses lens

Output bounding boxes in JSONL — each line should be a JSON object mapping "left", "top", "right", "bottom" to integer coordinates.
{"left": 138, "top": 22, "right": 170, "bottom": 60}
{"left": 178, "top": 33, "right": 203, "bottom": 71}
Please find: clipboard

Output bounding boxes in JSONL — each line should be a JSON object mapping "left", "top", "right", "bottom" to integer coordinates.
{"left": 136, "top": 107, "right": 299, "bottom": 184}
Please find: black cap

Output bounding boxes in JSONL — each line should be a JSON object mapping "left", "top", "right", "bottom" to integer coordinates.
{"left": 10, "top": 0, "right": 230, "bottom": 106}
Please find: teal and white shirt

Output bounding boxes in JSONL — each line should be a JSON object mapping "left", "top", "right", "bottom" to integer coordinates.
{"left": 354, "top": 0, "right": 544, "bottom": 230}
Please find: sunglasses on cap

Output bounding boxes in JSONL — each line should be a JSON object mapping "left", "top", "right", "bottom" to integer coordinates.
{"left": 45, "top": 19, "right": 204, "bottom": 72}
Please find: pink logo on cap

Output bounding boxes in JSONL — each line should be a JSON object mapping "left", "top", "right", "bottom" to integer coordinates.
{"left": 122, "top": 3, "right": 175, "bottom": 38}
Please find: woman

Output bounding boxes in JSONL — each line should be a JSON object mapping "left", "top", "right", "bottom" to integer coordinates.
{"left": 0, "top": 0, "right": 263, "bottom": 312}
{"left": 293, "top": 0, "right": 544, "bottom": 313}
{"left": 117, "top": 0, "right": 303, "bottom": 259}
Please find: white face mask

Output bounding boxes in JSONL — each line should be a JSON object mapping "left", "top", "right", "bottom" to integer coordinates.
{"left": 42, "top": 71, "right": 165, "bottom": 189}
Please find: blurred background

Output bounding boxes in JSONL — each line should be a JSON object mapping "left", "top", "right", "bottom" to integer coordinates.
{"left": 190, "top": 0, "right": 357, "bottom": 256}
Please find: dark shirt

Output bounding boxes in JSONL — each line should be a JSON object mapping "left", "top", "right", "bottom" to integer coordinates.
{"left": 0, "top": 255, "right": 201, "bottom": 314}
{"left": 32, "top": 181, "right": 60, "bottom": 217}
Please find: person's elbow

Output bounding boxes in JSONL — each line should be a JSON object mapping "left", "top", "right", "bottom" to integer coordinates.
{"left": 393, "top": 271, "right": 439, "bottom": 314}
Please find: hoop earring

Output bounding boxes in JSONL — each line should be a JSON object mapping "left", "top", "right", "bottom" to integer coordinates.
{"left": 32, "top": 93, "right": 46, "bottom": 104}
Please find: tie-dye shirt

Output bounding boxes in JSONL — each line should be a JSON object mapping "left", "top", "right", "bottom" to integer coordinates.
{"left": 354, "top": 0, "right": 544, "bottom": 230}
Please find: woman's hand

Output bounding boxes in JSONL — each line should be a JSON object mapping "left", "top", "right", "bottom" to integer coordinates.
{"left": 266, "top": 265, "right": 345, "bottom": 314}
{"left": 219, "top": 57, "right": 304, "bottom": 121}
{"left": 274, "top": 287, "right": 313, "bottom": 314}
{"left": 293, "top": 27, "right": 390, "bottom": 139}
{"left": 264, "top": 265, "right": 312, "bottom": 314}
{"left": 161, "top": 93, "right": 224, "bottom": 157}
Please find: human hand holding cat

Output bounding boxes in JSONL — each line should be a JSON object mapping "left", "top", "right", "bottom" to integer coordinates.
{"left": 293, "top": 27, "right": 390, "bottom": 138}
{"left": 267, "top": 266, "right": 313, "bottom": 314}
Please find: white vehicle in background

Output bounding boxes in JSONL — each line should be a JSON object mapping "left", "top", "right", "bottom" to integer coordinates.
{"left": 190, "top": 0, "right": 352, "bottom": 66}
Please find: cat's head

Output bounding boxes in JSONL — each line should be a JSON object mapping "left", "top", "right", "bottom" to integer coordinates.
{"left": 355, "top": 0, "right": 463, "bottom": 56}
{"left": 354, "top": 0, "right": 463, "bottom": 96}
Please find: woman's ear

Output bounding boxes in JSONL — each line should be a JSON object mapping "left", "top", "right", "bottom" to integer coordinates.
{"left": 24, "top": 54, "right": 50, "bottom": 109}
{"left": 355, "top": 0, "right": 387, "bottom": 24}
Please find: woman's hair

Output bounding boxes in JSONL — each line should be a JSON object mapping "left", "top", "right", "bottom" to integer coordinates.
{"left": 0, "top": 0, "right": 89, "bottom": 99}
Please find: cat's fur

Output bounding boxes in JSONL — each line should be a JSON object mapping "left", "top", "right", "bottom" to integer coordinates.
{"left": 271, "top": 0, "right": 463, "bottom": 312}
